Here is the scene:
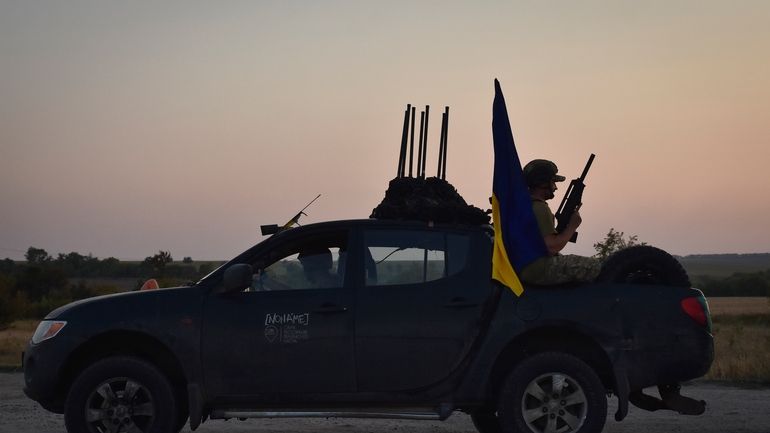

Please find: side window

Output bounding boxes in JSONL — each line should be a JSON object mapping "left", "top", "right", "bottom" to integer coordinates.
{"left": 250, "top": 231, "right": 348, "bottom": 291}
{"left": 364, "top": 229, "right": 470, "bottom": 287}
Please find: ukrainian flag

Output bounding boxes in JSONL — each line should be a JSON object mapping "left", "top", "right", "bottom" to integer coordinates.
{"left": 491, "top": 79, "right": 548, "bottom": 296}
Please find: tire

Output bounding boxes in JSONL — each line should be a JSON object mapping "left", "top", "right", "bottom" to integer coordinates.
{"left": 596, "top": 245, "right": 690, "bottom": 287}
{"left": 65, "top": 356, "right": 177, "bottom": 433}
{"left": 497, "top": 352, "right": 607, "bottom": 433}
{"left": 471, "top": 409, "right": 503, "bottom": 433}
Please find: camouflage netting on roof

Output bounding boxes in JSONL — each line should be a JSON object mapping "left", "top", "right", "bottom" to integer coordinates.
{"left": 370, "top": 177, "right": 490, "bottom": 225}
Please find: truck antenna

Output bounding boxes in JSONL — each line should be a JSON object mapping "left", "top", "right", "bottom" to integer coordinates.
{"left": 260, "top": 194, "right": 322, "bottom": 236}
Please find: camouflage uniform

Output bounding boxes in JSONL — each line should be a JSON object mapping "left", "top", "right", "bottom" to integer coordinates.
{"left": 520, "top": 198, "right": 600, "bottom": 285}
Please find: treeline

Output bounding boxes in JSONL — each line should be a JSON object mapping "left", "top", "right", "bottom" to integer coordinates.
{"left": 0, "top": 247, "right": 222, "bottom": 326}
{"left": 15, "top": 247, "right": 219, "bottom": 279}
{"left": 692, "top": 269, "right": 770, "bottom": 297}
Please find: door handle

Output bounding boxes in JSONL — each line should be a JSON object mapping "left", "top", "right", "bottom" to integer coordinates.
{"left": 443, "top": 297, "right": 478, "bottom": 309}
{"left": 313, "top": 303, "right": 348, "bottom": 314}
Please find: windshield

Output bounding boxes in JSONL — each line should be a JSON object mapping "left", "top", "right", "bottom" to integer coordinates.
{"left": 196, "top": 262, "right": 228, "bottom": 284}
{"left": 195, "top": 234, "right": 275, "bottom": 285}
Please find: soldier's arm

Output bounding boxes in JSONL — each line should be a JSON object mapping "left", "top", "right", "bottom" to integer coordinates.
{"left": 543, "top": 211, "right": 581, "bottom": 255}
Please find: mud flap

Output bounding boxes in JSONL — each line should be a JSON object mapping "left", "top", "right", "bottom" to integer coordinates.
{"left": 612, "top": 363, "right": 630, "bottom": 421}
{"left": 629, "top": 384, "right": 706, "bottom": 415}
{"left": 188, "top": 383, "right": 204, "bottom": 430}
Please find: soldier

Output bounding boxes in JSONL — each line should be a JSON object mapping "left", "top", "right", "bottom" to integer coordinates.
{"left": 519, "top": 159, "right": 600, "bottom": 285}
{"left": 298, "top": 246, "right": 340, "bottom": 288}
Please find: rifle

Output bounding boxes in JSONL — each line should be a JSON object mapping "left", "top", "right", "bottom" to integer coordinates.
{"left": 260, "top": 194, "right": 321, "bottom": 236}
{"left": 555, "top": 154, "right": 595, "bottom": 243}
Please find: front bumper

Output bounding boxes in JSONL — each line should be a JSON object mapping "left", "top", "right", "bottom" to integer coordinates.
{"left": 23, "top": 339, "right": 71, "bottom": 413}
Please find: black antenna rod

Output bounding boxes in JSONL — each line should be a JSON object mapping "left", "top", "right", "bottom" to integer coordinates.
{"left": 437, "top": 111, "right": 446, "bottom": 178}
{"left": 442, "top": 106, "right": 449, "bottom": 180}
{"left": 397, "top": 104, "right": 410, "bottom": 177}
{"left": 281, "top": 193, "right": 321, "bottom": 230}
{"left": 417, "top": 110, "right": 425, "bottom": 178}
{"left": 421, "top": 105, "right": 430, "bottom": 178}
{"left": 408, "top": 106, "right": 416, "bottom": 177}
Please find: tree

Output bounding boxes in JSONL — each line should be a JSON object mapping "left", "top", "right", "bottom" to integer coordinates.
{"left": 182, "top": 257, "right": 193, "bottom": 264}
{"left": 25, "top": 247, "right": 51, "bottom": 265}
{"left": 55, "top": 251, "right": 86, "bottom": 273}
{"left": 593, "top": 228, "right": 646, "bottom": 261}
{"left": 143, "top": 250, "right": 173, "bottom": 275}
{"left": 99, "top": 257, "right": 121, "bottom": 276}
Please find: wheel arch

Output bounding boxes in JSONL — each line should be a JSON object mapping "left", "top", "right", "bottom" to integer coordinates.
{"left": 57, "top": 330, "right": 189, "bottom": 411}
{"left": 486, "top": 326, "right": 614, "bottom": 404}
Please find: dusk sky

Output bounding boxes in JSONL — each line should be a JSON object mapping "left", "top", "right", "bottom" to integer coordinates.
{"left": 2, "top": 1, "right": 769, "bottom": 261}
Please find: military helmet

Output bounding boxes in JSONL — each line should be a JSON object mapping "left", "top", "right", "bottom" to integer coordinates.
{"left": 298, "top": 247, "right": 333, "bottom": 272}
{"left": 523, "top": 159, "right": 566, "bottom": 187}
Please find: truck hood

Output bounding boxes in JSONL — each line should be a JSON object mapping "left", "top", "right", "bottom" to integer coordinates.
{"left": 44, "top": 286, "right": 190, "bottom": 320}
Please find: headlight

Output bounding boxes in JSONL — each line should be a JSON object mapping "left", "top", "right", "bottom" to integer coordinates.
{"left": 31, "top": 320, "right": 67, "bottom": 344}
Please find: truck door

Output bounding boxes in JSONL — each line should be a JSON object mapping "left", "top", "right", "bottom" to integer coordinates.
{"left": 354, "top": 227, "right": 491, "bottom": 392}
{"left": 201, "top": 229, "right": 355, "bottom": 399}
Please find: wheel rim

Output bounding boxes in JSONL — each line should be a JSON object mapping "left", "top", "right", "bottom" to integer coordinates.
{"left": 84, "top": 377, "right": 155, "bottom": 433}
{"left": 521, "top": 372, "right": 587, "bottom": 433}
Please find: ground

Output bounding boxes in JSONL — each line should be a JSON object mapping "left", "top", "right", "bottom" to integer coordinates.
{"left": 1, "top": 373, "right": 769, "bottom": 433}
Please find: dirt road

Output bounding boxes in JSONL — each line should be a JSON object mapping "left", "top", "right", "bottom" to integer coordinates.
{"left": 2, "top": 373, "right": 768, "bottom": 433}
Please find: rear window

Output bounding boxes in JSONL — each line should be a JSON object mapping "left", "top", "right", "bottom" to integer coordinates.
{"left": 364, "top": 229, "right": 470, "bottom": 286}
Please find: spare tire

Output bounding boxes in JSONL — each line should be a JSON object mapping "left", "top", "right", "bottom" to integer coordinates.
{"left": 596, "top": 246, "right": 690, "bottom": 287}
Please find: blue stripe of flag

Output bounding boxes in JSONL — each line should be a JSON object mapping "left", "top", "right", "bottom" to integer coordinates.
{"left": 492, "top": 79, "right": 548, "bottom": 271}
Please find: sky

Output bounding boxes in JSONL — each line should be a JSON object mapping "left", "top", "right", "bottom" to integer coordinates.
{"left": 1, "top": 1, "right": 769, "bottom": 261}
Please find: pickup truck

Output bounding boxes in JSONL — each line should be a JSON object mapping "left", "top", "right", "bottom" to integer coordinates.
{"left": 23, "top": 218, "right": 713, "bottom": 433}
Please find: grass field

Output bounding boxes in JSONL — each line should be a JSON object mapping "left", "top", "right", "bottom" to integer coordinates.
{"left": 3, "top": 298, "right": 769, "bottom": 384}
{"left": 0, "top": 320, "right": 36, "bottom": 368}
{"left": 705, "top": 297, "right": 770, "bottom": 383}
{"left": 707, "top": 296, "right": 770, "bottom": 315}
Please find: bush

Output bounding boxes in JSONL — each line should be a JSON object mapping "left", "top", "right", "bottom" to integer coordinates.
{"left": 593, "top": 228, "right": 646, "bottom": 261}
{"left": 0, "top": 275, "right": 15, "bottom": 327}
{"left": 14, "top": 265, "right": 68, "bottom": 302}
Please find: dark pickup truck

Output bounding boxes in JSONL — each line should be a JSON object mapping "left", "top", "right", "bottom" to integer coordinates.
{"left": 23, "top": 219, "right": 713, "bottom": 433}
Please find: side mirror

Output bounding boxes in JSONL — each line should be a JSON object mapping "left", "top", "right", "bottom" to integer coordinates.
{"left": 222, "top": 264, "right": 253, "bottom": 293}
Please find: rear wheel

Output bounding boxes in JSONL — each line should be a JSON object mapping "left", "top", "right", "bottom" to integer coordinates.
{"left": 596, "top": 245, "right": 690, "bottom": 287}
{"left": 65, "top": 356, "right": 177, "bottom": 433}
{"left": 497, "top": 352, "right": 607, "bottom": 433}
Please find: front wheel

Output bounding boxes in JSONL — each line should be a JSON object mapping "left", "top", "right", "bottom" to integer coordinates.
{"left": 65, "top": 356, "right": 178, "bottom": 433}
{"left": 497, "top": 352, "right": 607, "bottom": 433}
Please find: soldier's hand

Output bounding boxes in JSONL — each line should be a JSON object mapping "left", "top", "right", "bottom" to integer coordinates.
{"left": 569, "top": 211, "right": 582, "bottom": 229}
